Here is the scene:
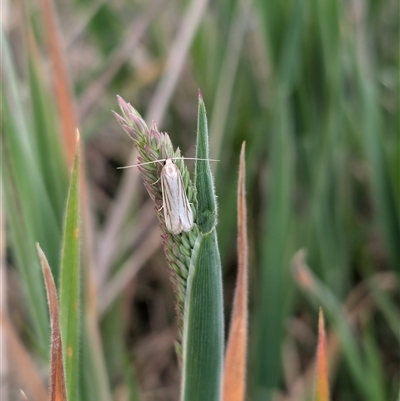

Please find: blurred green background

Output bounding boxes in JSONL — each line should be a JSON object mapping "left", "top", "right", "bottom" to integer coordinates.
{"left": 2, "top": 0, "right": 399, "bottom": 400}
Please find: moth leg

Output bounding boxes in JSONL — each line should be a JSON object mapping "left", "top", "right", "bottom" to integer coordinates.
{"left": 150, "top": 176, "right": 161, "bottom": 185}
{"left": 156, "top": 203, "right": 164, "bottom": 212}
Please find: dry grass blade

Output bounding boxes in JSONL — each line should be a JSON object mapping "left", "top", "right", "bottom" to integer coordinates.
{"left": 0, "top": 311, "right": 48, "bottom": 401}
{"left": 97, "top": 0, "right": 210, "bottom": 286}
{"left": 36, "top": 243, "right": 67, "bottom": 401}
{"left": 286, "top": 251, "right": 397, "bottom": 401}
{"left": 78, "top": 0, "right": 165, "bottom": 119}
{"left": 223, "top": 142, "right": 248, "bottom": 401}
{"left": 146, "top": 0, "right": 210, "bottom": 123}
{"left": 313, "top": 309, "right": 330, "bottom": 401}
{"left": 210, "top": 0, "right": 252, "bottom": 160}
{"left": 0, "top": 202, "right": 7, "bottom": 398}
{"left": 99, "top": 225, "right": 162, "bottom": 314}
{"left": 39, "top": 0, "right": 78, "bottom": 165}
{"left": 20, "top": 390, "right": 29, "bottom": 401}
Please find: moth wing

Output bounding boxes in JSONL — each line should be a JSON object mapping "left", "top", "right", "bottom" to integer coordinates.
{"left": 161, "top": 164, "right": 193, "bottom": 234}
{"left": 179, "top": 177, "right": 194, "bottom": 232}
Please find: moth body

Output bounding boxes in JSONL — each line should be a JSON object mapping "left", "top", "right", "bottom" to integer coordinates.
{"left": 161, "top": 159, "right": 194, "bottom": 234}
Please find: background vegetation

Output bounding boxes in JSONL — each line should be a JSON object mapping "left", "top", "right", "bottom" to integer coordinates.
{"left": 2, "top": 0, "right": 399, "bottom": 400}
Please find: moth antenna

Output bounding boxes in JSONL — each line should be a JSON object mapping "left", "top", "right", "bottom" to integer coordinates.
{"left": 117, "top": 159, "right": 167, "bottom": 169}
{"left": 178, "top": 157, "right": 220, "bottom": 162}
{"left": 117, "top": 157, "right": 219, "bottom": 170}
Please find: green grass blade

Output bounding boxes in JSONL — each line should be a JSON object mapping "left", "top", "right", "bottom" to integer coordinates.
{"left": 2, "top": 24, "right": 64, "bottom": 272}
{"left": 59, "top": 139, "right": 81, "bottom": 401}
{"left": 358, "top": 76, "right": 400, "bottom": 269}
{"left": 2, "top": 27, "right": 50, "bottom": 352}
{"left": 26, "top": 29, "right": 68, "bottom": 223}
{"left": 293, "top": 252, "right": 382, "bottom": 401}
{"left": 252, "top": 91, "right": 294, "bottom": 400}
{"left": 180, "top": 93, "right": 224, "bottom": 401}
{"left": 101, "top": 302, "right": 141, "bottom": 401}
{"left": 181, "top": 233, "right": 224, "bottom": 401}
{"left": 2, "top": 151, "right": 49, "bottom": 353}
{"left": 363, "top": 326, "right": 387, "bottom": 401}
{"left": 2, "top": 6, "right": 73, "bottom": 294}
{"left": 369, "top": 279, "right": 400, "bottom": 342}
{"left": 195, "top": 91, "right": 218, "bottom": 234}
{"left": 79, "top": 322, "right": 115, "bottom": 401}
{"left": 278, "top": 0, "right": 304, "bottom": 88}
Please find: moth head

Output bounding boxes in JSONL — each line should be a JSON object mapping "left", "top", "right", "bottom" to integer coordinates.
{"left": 164, "top": 158, "right": 178, "bottom": 174}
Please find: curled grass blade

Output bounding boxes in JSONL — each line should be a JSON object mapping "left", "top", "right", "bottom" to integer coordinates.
{"left": 37, "top": 244, "right": 67, "bottom": 401}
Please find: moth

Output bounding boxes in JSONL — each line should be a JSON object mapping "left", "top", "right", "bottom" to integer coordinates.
{"left": 119, "top": 156, "right": 217, "bottom": 235}
{"left": 160, "top": 158, "right": 194, "bottom": 234}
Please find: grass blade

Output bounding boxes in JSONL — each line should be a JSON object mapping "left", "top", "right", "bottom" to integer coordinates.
{"left": 194, "top": 91, "right": 217, "bottom": 234}
{"left": 2, "top": 27, "right": 51, "bottom": 351}
{"left": 181, "top": 92, "right": 224, "bottom": 401}
{"left": 24, "top": 20, "right": 68, "bottom": 221}
{"left": 223, "top": 142, "right": 248, "bottom": 401}
{"left": 37, "top": 244, "right": 67, "bottom": 401}
{"left": 39, "top": 0, "right": 79, "bottom": 165}
{"left": 0, "top": 311, "right": 48, "bottom": 401}
{"left": 252, "top": 92, "right": 294, "bottom": 400}
{"left": 115, "top": 95, "right": 224, "bottom": 399}
{"left": 313, "top": 309, "right": 330, "bottom": 401}
{"left": 181, "top": 233, "right": 224, "bottom": 401}
{"left": 59, "top": 137, "right": 81, "bottom": 400}
{"left": 292, "top": 250, "right": 382, "bottom": 401}
{"left": 20, "top": 390, "right": 29, "bottom": 401}
{"left": 145, "top": 0, "right": 210, "bottom": 123}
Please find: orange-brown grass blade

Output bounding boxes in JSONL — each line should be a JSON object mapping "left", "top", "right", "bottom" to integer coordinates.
{"left": 39, "top": 0, "right": 78, "bottom": 165}
{"left": 37, "top": 243, "right": 67, "bottom": 401}
{"left": 313, "top": 308, "right": 330, "bottom": 401}
{"left": 223, "top": 142, "right": 248, "bottom": 401}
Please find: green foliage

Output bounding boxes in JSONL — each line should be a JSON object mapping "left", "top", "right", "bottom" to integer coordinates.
{"left": 3, "top": 0, "right": 398, "bottom": 399}
{"left": 2, "top": 25, "right": 64, "bottom": 354}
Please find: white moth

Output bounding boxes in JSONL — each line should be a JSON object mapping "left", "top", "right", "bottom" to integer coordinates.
{"left": 161, "top": 158, "right": 194, "bottom": 234}
{"left": 118, "top": 156, "right": 218, "bottom": 235}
